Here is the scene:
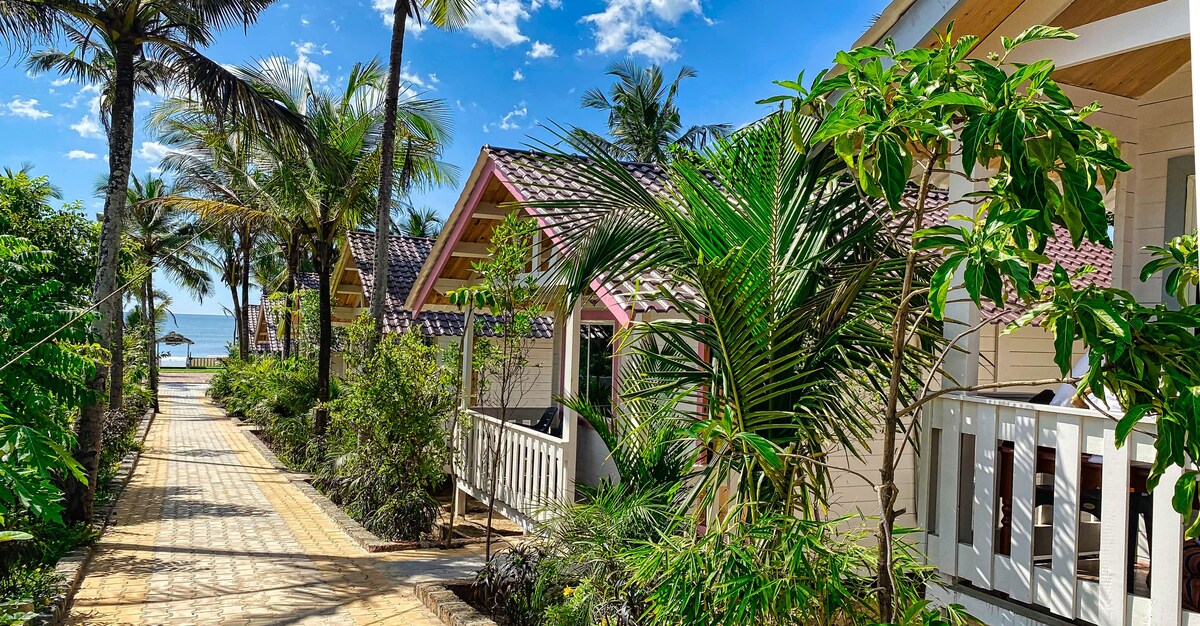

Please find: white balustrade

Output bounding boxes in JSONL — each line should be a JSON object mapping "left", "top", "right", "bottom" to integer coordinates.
{"left": 923, "top": 394, "right": 1196, "bottom": 626}
{"left": 456, "top": 408, "right": 568, "bottom": 531}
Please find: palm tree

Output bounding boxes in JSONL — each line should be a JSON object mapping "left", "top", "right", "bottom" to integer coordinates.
{"left": 534, "top": 114, "right": 928, "bottom": 524}
{"left": 242, "top": 58, "right": 456, "bottom": 434}
{"left": 124, "top": 174, "right": 214, "bottom": 404}
{"left": 576, "top": 61, "right": 732, "bottom": 163}
{"left": 393, "top": 206, "right": 444, "bottom": 238}
{"left": 370, "top": 0, "right": 474, "bottom": 347}
{"left": 0, "top": 0, "right": 306, "bottom": 524}
{"left": 30, "top": 25, "right": 171, "bottom": 411}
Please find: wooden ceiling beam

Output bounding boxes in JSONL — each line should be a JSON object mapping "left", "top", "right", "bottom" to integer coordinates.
{"left": 472, "top": 202, "right": 511, "bottom": 220}
{"left": 451, "top": 242, "right": 491, "bottom": 259}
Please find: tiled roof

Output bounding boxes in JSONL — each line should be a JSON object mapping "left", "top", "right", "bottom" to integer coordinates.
{"left": 346, "top": 231, "right": 435, "bottom": 334}
{"left": 296, "top": 272, "right": 320, "bottom": 291}
{"left": 485, "top": 147, "right": 1111, "bottom": 325}
{"left": 246, "top": 304, "right": 262, "bottom": 353}
{"left": 486, "top": 146, "right": 699, "bottom": 314}
{"left": 921, "top": 197, "right": 1112, "bottom": 325}
{"left": 347, "top": 229, "right": 555, "bottom": 338}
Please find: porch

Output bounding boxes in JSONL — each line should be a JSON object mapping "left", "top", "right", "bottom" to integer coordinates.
{"left": 922, "top": 394, "right": 1195, "bottom": 626}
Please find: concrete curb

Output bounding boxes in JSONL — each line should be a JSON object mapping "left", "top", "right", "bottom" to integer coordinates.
{"left": 30, "top": 406, "right": 156, "bottom": 626}
{"left": 228, "top": 415, "right": 492, "bottom": 553}
{"left": 415, "top": 579, "right": 497, "bottom": 626}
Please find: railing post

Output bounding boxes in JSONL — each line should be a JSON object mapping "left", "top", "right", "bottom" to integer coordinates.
{"left": 1049, "top": 415, "right": 1081, "bottom": 619}
{"left": 1099, "top": 422, "right": 1131, "bottom": 626}
{"left": 559, "top": 300, "right": 581, "bottom": 504}
{"left": 1151, "top": 463, "right": 1184, "bottom": 626}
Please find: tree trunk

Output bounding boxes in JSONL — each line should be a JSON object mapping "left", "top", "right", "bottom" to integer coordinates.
{"left": 108, "top": 288, "right": 124, "bottom": 411}
{"left": 369, "top": 1, "right": 410, "bottom": 349}
{"left": 314, "top": 230, "right": 333, "bottom": 435}
{"left": 229, "top": 280, "right": 241, "bottom": 360}
{"left": 66, "top": 40, "right": 137, "bottom": 524}
{"left": 238, "top": 225, "right": 252, "bottom": 360}
{"left": 146, "top": 274, "right": 158, "bottom": 409}
{"left": 876, "top": 163, "right": 935, "bottom": 624}
{"left": 283, "top": 232, "right": 300, "bottom": 358}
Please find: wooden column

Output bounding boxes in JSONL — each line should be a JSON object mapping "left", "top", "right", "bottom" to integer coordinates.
{"left": 559, "top": 300, "right": 582, "bottom": 504}
{"left": 455, "top": 308, "right": 475, "bottom": 516}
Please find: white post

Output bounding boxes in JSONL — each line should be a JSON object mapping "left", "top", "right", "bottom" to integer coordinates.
{"left": 455, "top": 308, "right": 475, "bottom": 517}
{"left": 559, "top": 300, "right": 582, "bottom": 504}
{"left": 1191, "top": 0, "right": 1200, "bottom": 274}
{"left": 943, "top": 155, "right": 982, "bottom": 388}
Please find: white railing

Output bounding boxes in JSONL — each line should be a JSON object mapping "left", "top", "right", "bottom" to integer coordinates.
{"left": 923, "top": 394, "right": 1196, "bottom": 626}
{"left": 457, "top": 408, "right": 568, "bottom": 531}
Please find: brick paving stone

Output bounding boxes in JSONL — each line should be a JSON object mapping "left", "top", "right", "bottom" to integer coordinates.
{"left": 68, "top": 373, "right": 481, "bottom": 626}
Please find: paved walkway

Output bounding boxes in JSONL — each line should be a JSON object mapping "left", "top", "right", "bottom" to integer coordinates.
{"left": 69, "top": 373, "right": 481, "bottom": 625}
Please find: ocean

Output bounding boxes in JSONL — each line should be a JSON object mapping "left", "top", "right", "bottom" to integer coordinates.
{"left": 154, "top": 313, "right": 236, "bottom": 367}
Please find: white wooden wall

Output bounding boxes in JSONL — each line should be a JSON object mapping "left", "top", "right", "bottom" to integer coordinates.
{"left": 1131, "top": 66, "right": 1192, "bottom": 303}
{"left": 977, "top": 324, "right": 1088, "bottom": 394}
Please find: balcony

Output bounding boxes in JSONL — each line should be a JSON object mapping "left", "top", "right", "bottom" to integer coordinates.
{"left": 923, "top": 395, "right": 1196, "bottom": 625}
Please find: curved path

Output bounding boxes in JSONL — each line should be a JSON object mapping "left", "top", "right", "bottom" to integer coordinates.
{"left": 69, "top": 372, "right": 480, "bottom": 625}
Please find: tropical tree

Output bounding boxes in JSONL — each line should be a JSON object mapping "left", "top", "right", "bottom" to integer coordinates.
{"left": 123, "top": 174, "right": 214, "bottom": 405}
{"left": 393, "top": 206, "right": 444, "bottom": 238}
{"left": 242, "top": 58, "right": 455, "bottom": 434}
{"left": 369, "top": 0, "right": 474, "bottom": 348}
{"left": 0, "top": 0, "right": 306, "bottom": 524}
{"left": 574, "top": 61, "right": 731, "bottom": 163}
{"left": 507, "top": 113, "right": 949, "bottom": 623}
{"left": 775, "top": 26, "right": 1200, "bottom": 619}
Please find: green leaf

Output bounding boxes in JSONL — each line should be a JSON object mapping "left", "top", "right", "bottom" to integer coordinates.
{"left": 1172, "top": 472, "right": 1198, "bottom": 519}
{"left": 1115, "top": 404, "right": 1150, "bottom": 446}
{"left": 1053, "top": 315, "right": 1076, "bottom": 375}
{"left": 930, "top": 256, "right": 965, "bottom": 320}
{"left": 1003, "top": 25, "right": 1078, "bottom": 51}
{"left": 812, "top": 112, "right": 869, "bottom": 144}
{"left": 0, "top": 530, "right": 32, "bottom": 543}
{"left": 877, "top": 136, "right": 910, "bottom": 208}
{"left": 959, "top": 114, "right": 989, "bottom": 179}
{"left": 921, "top": 92, "right": 989, "bottom": 110}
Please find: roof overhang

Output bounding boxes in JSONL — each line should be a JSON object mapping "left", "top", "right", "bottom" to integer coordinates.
{"left": 850, "top": 0, "right": 1190, "bottom": 100}
{"left": 406, "top": 148, "right": 633, "bottom": 326}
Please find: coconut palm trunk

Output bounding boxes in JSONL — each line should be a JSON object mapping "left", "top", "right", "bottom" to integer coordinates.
{"left": 283, "top": 233, "right": 300, "bottom": 358}
{"left": 313, "top": 225, "right": 334, "bottom": 435}
{"left": 108, "top": 289, "right": 124, "bottom": 410}
{"left": 145, "top": 273, "right": 159, "bottom": 407}
{"left": 67, "top": 39, "right": 136, "bottom": 524}
{"left": 369, "top": 1, "right": 410, "bottom": 348}
{"left": 239, "top": 224, "right": 252, "bottom": 360}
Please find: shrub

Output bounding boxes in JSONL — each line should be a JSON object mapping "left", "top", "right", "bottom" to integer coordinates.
{"left": 316, "top": 321, "right": 455, "bottom": 541}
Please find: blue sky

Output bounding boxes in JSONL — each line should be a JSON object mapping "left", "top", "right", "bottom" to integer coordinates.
{"left": 0, "top": 0, "right": 888, "bottom": 314}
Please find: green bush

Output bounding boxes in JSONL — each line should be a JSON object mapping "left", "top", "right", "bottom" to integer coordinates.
{"left": 316, "top": 322, "right": 455, "bottom": 542}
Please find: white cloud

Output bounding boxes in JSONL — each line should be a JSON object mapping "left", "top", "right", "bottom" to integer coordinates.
{"left": 62, "top": 83, "right": 102, "bottom": 110}
{"left": 137, "top": 141, "right": 172, "bottom": 162}
{"left": 512, "top": 69, "right": 525, "bottom": 81}
{"left": 399, "top": 63, "right": 438, "bottom": 90}
{"left": 300, "top": 16, "right": 310, "bottom": 25}
{"left": 372, "top": 0, "right": 426, "bottom": 34}
{"left": 583, "top": 0, "right": 707, "bottom": 62}
{"left": 51, "top": 77, "right": 72, "bottom": 87}
{"left": 71, "top": 115, "right": 103, "bottom": 138}
{"left": 66, "top": 149, "right": 97, "bottom": 160}
{"left": 498, "top": 101, "right": 527, "bottom": 130}
{"left": 3, "top": 97, "right": 52, "bottom": 119}
{"left": 292, "top": 41, "right": 330, "bottom": 84}
{"left": 465, "top": 0, "right": 530, "bottom": 47}
{"left": 530, "top": 0, "right": 561, "bottom": 7}
{"left": 527, "top": 40, "right": 556, "bottom": 59}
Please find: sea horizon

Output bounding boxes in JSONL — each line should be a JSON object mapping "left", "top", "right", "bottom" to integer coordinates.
{"left": 152, "top": 312, "right": 237, "bottom": 366}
